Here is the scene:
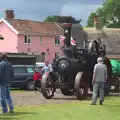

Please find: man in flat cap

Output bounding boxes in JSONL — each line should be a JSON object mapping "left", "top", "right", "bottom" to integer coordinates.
{"left": 0, "top": 53, "right": 14, "bottom": 113}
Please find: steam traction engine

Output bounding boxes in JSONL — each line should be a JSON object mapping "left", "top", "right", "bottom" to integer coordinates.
{"left": 41, "top": 23, "right": 112, "bottom": 100}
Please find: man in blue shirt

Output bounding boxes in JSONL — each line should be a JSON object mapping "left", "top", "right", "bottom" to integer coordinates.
{"left": 41, "top": 61, "right": 53, "bottom": 74}
{"left": 0, "top": 53, "right": 14, "bottom": 113}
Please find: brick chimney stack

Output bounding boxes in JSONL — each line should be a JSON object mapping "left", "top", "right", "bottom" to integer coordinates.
{"left": 94, "top": 15, "right": 100, "bottom": 30}
{"left": 4, "top": 9, "right": 14, "bottom": 19}
{"left": 93, "top": 15, "right": 104, "bottom": 35}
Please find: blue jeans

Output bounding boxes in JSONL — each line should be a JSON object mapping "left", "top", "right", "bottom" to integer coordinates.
{"left": 0, "top": 85, "right": 14, "bottom": 113}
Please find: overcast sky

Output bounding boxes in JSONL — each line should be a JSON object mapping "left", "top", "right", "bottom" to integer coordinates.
{"left": 0, "top": 0, "right": 104, "bottom": 26}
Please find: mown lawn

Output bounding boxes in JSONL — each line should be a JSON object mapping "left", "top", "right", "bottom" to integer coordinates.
{"left": 0, "top": 96, "right": 120, "bottom": 120}
{"left": 11, "top": 89, "right": 27, "bottom": 92}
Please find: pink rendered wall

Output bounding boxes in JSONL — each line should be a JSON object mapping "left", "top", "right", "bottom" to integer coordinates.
{"left": 0, "top": 22, "right": 18, "bottom": 52}
{"left": 17, "top": 35, "right": 61, "bottom": 62}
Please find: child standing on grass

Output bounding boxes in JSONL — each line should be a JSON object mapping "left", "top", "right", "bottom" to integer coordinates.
{"left": 33, "top": 69, "right": 42, "bottom": 93}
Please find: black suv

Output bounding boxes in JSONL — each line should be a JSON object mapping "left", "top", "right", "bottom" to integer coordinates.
{"left": 11, "top": 65, "right": 41, "bottom": 90}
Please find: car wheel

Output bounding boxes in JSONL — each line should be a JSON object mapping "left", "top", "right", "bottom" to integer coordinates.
{"left": 25, "top": 79, "right": 35, "bottom": 91}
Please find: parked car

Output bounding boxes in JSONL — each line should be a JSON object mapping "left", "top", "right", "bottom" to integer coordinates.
{"left": 10, "top": 65, "right": 41, "bottom": 90}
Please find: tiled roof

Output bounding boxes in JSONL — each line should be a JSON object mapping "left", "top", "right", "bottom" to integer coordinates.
{"left": 5, "top": 18, "right": 63, "bottom": 35}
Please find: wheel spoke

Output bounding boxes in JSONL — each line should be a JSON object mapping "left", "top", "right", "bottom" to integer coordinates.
{"left": 79, "top": 87, "right": 84, "bottom": 95}
{"left": 46, "top": 87, "right": 53, "bottom": 96}
{"left": 45, "top": 75, "right": 54, "bottom": 96}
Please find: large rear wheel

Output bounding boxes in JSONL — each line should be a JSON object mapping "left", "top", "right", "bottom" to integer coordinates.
{"left": 103, "top": 57, "right": 112, "bottom": 96}
{"left": 104, "top": 83, "right": 111, "bottom": 96}
{"left": 74, "top": 72, "right": 89, "bottom": 100}
{"left": 41, "top": 72, "right": 56, "bottom": 99}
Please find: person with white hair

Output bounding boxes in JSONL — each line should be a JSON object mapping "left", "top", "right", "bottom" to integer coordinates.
{"left": 91, "top": 57, "right": 107, "bottom": 105}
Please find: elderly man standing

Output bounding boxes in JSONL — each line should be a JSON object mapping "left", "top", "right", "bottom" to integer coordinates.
{"left": 0, "top": 53, "right": 14, "bottom": 113}
{"left": 91, "top": 57, "right": 107, "bottom": 105}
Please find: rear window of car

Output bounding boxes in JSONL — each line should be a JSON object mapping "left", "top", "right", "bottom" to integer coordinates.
{"left": 26, "top": 67, "right": 34, "bottom": 73}
{"left": 26, "top": 67, "right": 41, "bottom": 73}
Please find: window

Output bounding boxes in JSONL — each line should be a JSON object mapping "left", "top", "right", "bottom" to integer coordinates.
{"left": 27, "top": 67, "right": 34, "bottom": 73}
{"left": 24, "top": 36, "right": 31, "bottom": 44}
{"left": 55, "top": 36, "right": 60, "bottom": 45}
{"left": 14, "top": 67, "right": 26, "bottom": 73}
{"left": 40, "top": 36, "right": 43, "bottom": 43}
{"left": 55, "top": 52, "right": 60, "bottom": 59}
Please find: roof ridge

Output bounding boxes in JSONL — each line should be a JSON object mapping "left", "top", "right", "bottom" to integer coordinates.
{"left": 5, "top": 18, "right": 56, "bottom": 24}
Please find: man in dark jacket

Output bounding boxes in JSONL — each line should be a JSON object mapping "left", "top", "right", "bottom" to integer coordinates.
{"left": 0, "top": 53, "right": 14, "bottom": 113}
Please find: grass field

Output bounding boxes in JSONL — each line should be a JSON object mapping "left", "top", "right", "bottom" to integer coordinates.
{"left": 0, "top": 96, "right": 120, "bottom": 120}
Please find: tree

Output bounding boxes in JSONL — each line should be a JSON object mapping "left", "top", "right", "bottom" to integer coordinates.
{"left": 96, "top": 7, "right": 105, "bottom": 27}
{"left": 87, "top": 12, "right": 96, "bottom": 27}
{"left": 44, "top": 15, "right": 81, "bottom": 24}
{"left": 87, "top": 8, "right": 105, "bottom": 27}
{"left": 102, "top": 0, "right": 120, "bottom": 28}
{"left": 87, "top": 0, "right": 120, "bottom": 28}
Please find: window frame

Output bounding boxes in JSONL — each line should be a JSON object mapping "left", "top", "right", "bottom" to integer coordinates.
{"left": 40, "top": 35, "right": 43, "bottom": 43}
{"left": 55, "top": 36, "right": 60, "bottom": 45}
{"left": 55, "top": 52, "right": 60, "bottom": 59}
{"left": 24, "top": 36, "right": 31, "bottom": 44}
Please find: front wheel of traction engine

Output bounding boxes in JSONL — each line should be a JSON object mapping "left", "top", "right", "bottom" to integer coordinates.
{"left": 41, "top": 72, "right": 56, "bottom": 99}
{"left": 74, "top": 72, "right": 88, "bottom": 100}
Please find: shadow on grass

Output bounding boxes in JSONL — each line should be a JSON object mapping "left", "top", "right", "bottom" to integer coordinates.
{"left": 0, "top": 117, "right": 19, "bottom": 120}
{"left": 1, "top": 112, "right": 37, "bottom": 116}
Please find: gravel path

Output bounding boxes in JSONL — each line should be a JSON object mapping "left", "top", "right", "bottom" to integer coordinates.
{"left": 11, "top": 89, "right": 120, "bottom": 106}
{"left": 11, "top": 89, "right": 80, "bottom": 106}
